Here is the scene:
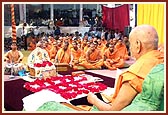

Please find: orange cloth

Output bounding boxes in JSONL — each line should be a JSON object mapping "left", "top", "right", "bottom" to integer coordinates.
{"left": 69, "top": 43, "right": 73, "bottom": 50}
{"left": 102, "top": 40, "right": 107, "bottom": 45}
{"left": 115, "top": 43, "right": 129, "bottom": 60}
{"left": 56, "top": 20, "right": 64, "bottom": 26}
{"left": 104, "top": 48, "right": 125, "bottom": 70}
{"left": 79, "top": 51, "right": 87, "bottom": 63}
{"left": 111, "top": 50, "right": 164, "bottom": 102}
{"left": 71, "top": 48, "right": 82, "bottom": 69}
{"left": 49, "top": 46, "right": 58, "bottom": 62}
{"left": 79, "top": 49, "right": 103, "bottom": 69}
{"left": 97, "top": 44, "right": 106, "bottom": 54}
{"left": 56, "top": 48, "right": 71, "bottom": 64}
{"left": 45, "top": 44, "right": 52, "bottom": 54}
{"left": 81, "top": 41, "right": 87, "bottom": 50}
{"left": 84, "top": 46, "right": 89, "bottom": 53}
{"left": 28, "top": 37, "right": 36, "bottom": 51}
{"left": 28, "top": 42, "right": 36, "bottom": 51}
{"left": 45, "top": 44, "right": 55, "bottom": 60}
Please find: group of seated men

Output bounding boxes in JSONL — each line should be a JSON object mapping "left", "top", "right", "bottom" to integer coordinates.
{"left": 4, "top": 29, "right": 130, "bottom": 71}
{"left": 4, "top": 25, "right": 165, "bottom": 111}
{"left": 36, "top": 25, "right": 164, "bottom": 111}
{"left": 26, "top": 33, "right": 130, "bottom": 70}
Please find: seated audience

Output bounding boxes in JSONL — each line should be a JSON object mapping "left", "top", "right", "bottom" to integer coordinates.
{"left": 70, "top": 41, "right": 82, "bottom": 70}
{"left": 83, "top": 41, "right": 91, "bottom": 53}
{"left": 123, "top": 35, "right": 130, "bottom": 55}
{"left": 49, "top": 41, "right": 58, "bottom": 63}
{"left": 28, "top": 37, "right": 36, "bottom": 51}
{"left": 103, "top": 44, "right": 124, "bottom": 70}
{"left": 79, "top": 41, "right": 103, "bottom": 69}
{"left": 55, "top": 41, "right": 71, "bottom": 64}
{"left": 112, "top": 38, "right": 118, "bottom": 45}
{"left": 87, "top": 25, "right": 164, "bottom": 111}
{"left": 97, "top": 38, "right": 106, "bottom": 54}
{"left": 115, "top": 39, "right": 130, "bottom": 60}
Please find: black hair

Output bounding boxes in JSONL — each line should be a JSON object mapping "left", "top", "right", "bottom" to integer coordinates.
{"left": 72, "top": 41, "right": 78, "bottom": 45}
{"left": 11, "top": 42, "right": 17, "bottom": 45}
{"left": 93, "top": 41, "right": 98, "bottom": 45}
{"left": 64, "top": 41, "right": 69, "bottom": 46}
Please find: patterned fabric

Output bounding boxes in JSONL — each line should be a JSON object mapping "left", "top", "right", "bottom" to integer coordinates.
{"left": 122, "top": 64, "right": 164, "bottom": 111}
{"left": 28, "top": 47, "right": 50, "bottom": 65}
{"left": 37, "top": 101, "right": 74, "bottom": 111}
{"left": 34, "top": 64, "right": 164, "bottom": 111}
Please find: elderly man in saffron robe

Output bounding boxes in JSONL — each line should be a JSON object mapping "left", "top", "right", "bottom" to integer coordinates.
{"left": 87, "top": 25, "right": 164, "bottom": 111}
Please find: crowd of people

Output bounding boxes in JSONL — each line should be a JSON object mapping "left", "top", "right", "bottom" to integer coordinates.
{"left": 4, "top": 24, "right": 131, "bottom": 71}
{"left": 4, "top": 24, "right": 164, "bottom": 111}
{"left": 87, "top": 25, "right": 164, "bottom": 111}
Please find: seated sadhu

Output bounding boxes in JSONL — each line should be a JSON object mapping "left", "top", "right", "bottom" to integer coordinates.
{"left": 79, "top": 41, "right": 104, "bottom": 69}
{"left": 101, "top": 36, "right": 107, "bottom": 45}
{"left": 83, "top": 41, "right": 91, "bottom": 53}
{"left": 112, "top": 38, "right": 118, "bottom": 45}
{"left": 55, "top": 41, "right": 71, "bottom": 64}
{"left": 28, "top": 37, "right": 36, "bottom": 51}
{"left": 87, "top": 25, "right": 164, "bottom": 111}
{"left": 56, "top": 39, "right": 62, "bottom": 51}
{"left": 70, "top": 41, "right": 82, "bottom": 70}
{"left": 45, "top": 39, "right": 53, "bottom": 59}
{"left": 103, "top": 44, "right": 124, "bottom": 70}
{"left": 49, "top": 41, "right": 58, "bottom": 63}
{"left": 114, "top": 39, "right": 130, "bottom": 60}
{"left": 81, "top": 39, "right": 88, "bottom": 51}
{"left": 97, "top": 38, "right": 106, "bottom": 54}
{"left": 4, "top": 42, "right": 23, "bottom": 64}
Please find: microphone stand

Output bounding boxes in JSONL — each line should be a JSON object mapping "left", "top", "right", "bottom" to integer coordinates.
{"left": 9, "top": 59, "right": 15, "bottom": 79}
{"left": 56, "top": 58, "right": 59, "bottom": 76}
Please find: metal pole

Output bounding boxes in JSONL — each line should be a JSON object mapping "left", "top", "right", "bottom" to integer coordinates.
{"left": 80, "top": 4, "right": 83, "bottom": 21}
{"left": 50, "top": 4, "right": 54, "bottom": 21}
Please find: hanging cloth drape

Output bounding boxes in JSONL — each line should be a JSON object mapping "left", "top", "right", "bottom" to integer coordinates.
{"left": 10, "top": 4, "right": 17, "bottom": 42}
{"left": 102, "top": 4, "right": 130, "bottom": 32}
{"left": 137, "top": 4, "right": 165, "bottom": 45}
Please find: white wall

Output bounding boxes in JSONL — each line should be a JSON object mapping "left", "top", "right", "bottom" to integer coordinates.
{"left": 4, "top": 26, "right": 90, "bottom": 38}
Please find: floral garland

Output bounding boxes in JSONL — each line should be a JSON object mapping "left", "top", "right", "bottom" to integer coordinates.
{"left": 33, "top": 61, "right": 53, "bottom": 67}
{"left": 24, "top": 75, "right": 107, "bottom": 100}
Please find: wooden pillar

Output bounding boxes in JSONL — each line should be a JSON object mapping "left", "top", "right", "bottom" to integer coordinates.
{"left": 10, "top": 4, "right": 17, "bottom": 42}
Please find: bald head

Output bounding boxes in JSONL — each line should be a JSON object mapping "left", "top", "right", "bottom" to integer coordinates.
{"left": 129, "top": 25, "right": 158, "bottom": 59}
{"left": 130, "top": 25, "right": 158, "bottom": 49}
